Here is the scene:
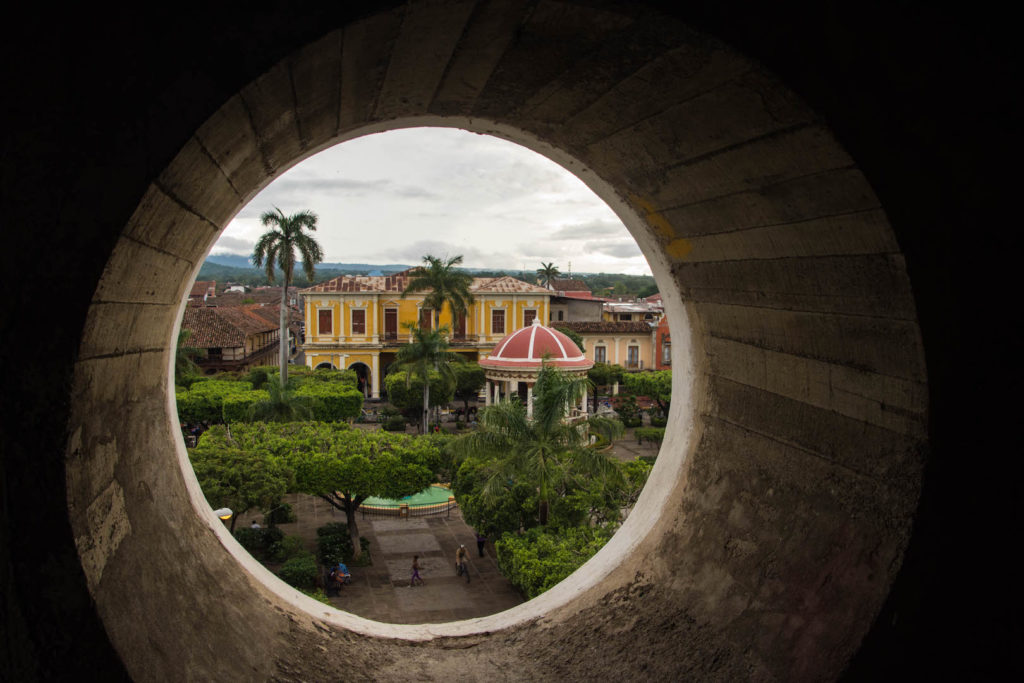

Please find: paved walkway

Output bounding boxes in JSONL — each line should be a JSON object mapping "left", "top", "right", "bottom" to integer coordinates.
{"left": 271, "top": 494, "right": 524, "bottom": 624}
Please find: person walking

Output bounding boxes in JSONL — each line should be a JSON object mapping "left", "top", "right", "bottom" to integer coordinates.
{"left": 410, "top": 555, "right": 423, "bottom": 587}
{"left": 475, "top": 532, "right": 487, "bottom": 558}
{"left": 455, "top": 544, "right": 470, "bottom": 583}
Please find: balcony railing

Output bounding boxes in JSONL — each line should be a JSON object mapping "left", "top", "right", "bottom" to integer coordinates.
{"left": 624, "top": 359, "right": 644, "bottom": 370}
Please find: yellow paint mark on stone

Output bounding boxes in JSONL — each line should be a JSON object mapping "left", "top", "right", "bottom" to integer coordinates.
{"left": 629, "top": 194, "right": 676, "bottom": 241}
{"left": 666, "top": 239, "right": 693, "bottom": 260}
{"left": 629, "top": 193, "right": 692, "bottom": 259}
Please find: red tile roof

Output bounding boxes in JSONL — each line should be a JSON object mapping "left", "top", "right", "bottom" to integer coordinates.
{"left": 181, "top": 306, "right": 277, "bottom": 348}
{"left": 551, "top": 278, "right": 590, "bottom": 292}
{"left": 554, "top": 321, "right": 653, "bottom": 334}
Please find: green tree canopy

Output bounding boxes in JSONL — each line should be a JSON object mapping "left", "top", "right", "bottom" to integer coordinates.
{"left": 189, "top": 425, "right": 294, "bottom": 532}
{"left": 452, "top": 362, "right": 486, "bottom": 414}
{"left": 622, "top": 370, "right": 672, "bottom": 414}
{"left": 251, "top": 207, "right": 324, "bottom": 387}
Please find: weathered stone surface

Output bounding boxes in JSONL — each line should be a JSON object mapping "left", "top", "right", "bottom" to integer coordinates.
{"left": 375, "top": 0, "right": 476, "bottom": 119}
{"left": 290, "top": 30, "right": 344, "bottom": 151}
{"left": 47, "top": 3, "right": 932, "bottom": 681}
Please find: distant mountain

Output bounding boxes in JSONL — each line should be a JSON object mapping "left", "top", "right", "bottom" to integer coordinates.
{"left": 205, "top": 253, "right": 414, "bottom": 272}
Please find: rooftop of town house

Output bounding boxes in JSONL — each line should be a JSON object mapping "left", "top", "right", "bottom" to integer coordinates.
{"left": 550, "top": 278, "right": 590, "bottom": 292}
{"left": 181, "top": 306, "right": 278, "bottom": 348}
{"left": 210, "top": 286, "right": 299, "bottom": 306}
{"left": 553, "top": 290, "right": 608, "bottom": 301}
{"left": 189, "top": 280, "right": 216, "bottom": 298}
{"left": 300, "top": 270, "right": 551, "bottom": 295}
{"left": 554, "top": 320, "right": 655, "bottom": 334}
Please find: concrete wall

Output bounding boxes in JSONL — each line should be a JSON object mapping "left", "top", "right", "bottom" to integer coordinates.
{"left": 1, "top": 1, "right": 1010, "bottom": 681}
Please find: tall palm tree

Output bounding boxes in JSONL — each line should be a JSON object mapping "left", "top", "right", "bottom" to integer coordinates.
{"left": 451, "top": 363, "right": 623, "bottom": 525}
{"left": 392, "top": 322, "right": 462, "bottom": 433}
{"left": 251, "top": 207, "right": 324, "bottom": 387}
{"left": 401, "top": 254, "right": 474, "bottom": 332}
{"left": 536, "top": 262, "right": 561, "bottom": 289}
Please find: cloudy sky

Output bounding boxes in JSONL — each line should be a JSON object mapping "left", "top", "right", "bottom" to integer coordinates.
{"left": 213, "top": 127, "right": 651, "bottom": 276}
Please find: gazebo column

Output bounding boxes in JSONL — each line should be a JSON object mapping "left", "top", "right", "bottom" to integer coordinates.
{"left": 485, "top": 380, "right": 491, "bottom": 406}
{"left": 581, "top": 385, "right": 588, "bottom": 415}
{"left": 526, "top": 384, "right": 533, "bottom": 420}
{"left": 494, "top": 382, "right": 501, "bottom": 405}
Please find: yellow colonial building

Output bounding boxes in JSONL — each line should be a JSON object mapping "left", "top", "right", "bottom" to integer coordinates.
{"left": 299, "top": 271, "right": 551, "bottom": 398}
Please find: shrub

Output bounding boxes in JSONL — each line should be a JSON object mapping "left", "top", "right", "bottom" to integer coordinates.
{"left": 383, "top": 416, "right": 407, "bottom": 432}
{"left": 278, "top": 552, "right": 318, "bottom": 589}
{"left": 299, "top": 587, "right": 333, "bottom": 605}
{"left": 649, "top": 414, "right": 668, "bottom": 428}
{"left": 496, "top": 526, "right": 614, "bottom": 599}
{"left": 268, "top": 535, "right": 306, "bottom": 563}
{"left": 234, "top": 526, "right": 284, "bottom": 561}
{"left": 317, "top": 526, "right": 354, "bottom": 567}
{"left": 635, "top": 427, "right": 666, "bottom": 445}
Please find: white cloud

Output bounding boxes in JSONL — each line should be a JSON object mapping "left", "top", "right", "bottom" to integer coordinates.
{"left": 217, "top": 127, "right": 652, "bottom": 276}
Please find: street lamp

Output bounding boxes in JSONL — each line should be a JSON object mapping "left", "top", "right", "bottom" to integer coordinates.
{"left": 213, "top": 507, "right": 233, "bottom": 521}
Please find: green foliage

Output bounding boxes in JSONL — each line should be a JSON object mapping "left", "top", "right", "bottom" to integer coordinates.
{"left": 450, "top": 364, "right": 624, "bottom": 527}
{"left": 453, "top": 457, "right": 538, "bottom": 538}
{"left": 635, "top": 427, "right": 666, "bottom": 445}
{"left": 452, "top": 362, "right": 486, "bottom": 410}
{"left": 401, "top": 254, "right": 475, "bottom": 331}
{"left": 614, "top": 395, "right": 643, "bottom": 428}
{"left": 189, "top": 427, "right": 294, "bottom": 530}
{"left": 299, "top": 587, "right": 333, "bottom": 605}
{"left": 278, "top": 552, "right": 318, "bottom": 589}
{"left": 176, "top": 380, "right": 263, "bottom": 424}
{"left": 383, "top": 416, "right": 408, "bottom": 431}
{"left": 384, "top": 369, "right": 455, "bottom": 412}
{"left": 264, "top": 501, "right": 296, "bottom": 526}
{"left": 268, "top": 535, "right": 306, "bottom": 563}
{"left": 587, "top": 362, "right": 624, "bottom": 388}
{"left": 294, "top": 381, "right": 364, "bottom": 421}
{"left": 233, "top": 526, "right": 285, "bottom": 561}
{"left": 648, "top": 413, "right": 667, "bottom": 428}
{"left": 316, "top": 522, "right": 355, "bottom": 566}
{"left": 496, "top": 526, "right": 615, "bottom": 599}
{"left": 553, "top": 326, "right": 585, "bottom": 353}
{"left": 536, "top": 262, "right": 561, "bottom": 288}
{"left": 622, "top": 370, "right": 672, "bottom": 414}
{"left": 244, "top": 367, "right": 271, "bottom": 390}
{"left": 391, "top": 323, "right": 463, "bottom": 434}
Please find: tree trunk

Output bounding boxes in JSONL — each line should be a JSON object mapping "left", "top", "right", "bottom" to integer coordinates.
{"left": 422, "top": 379, "right": 430, "bottom": 434}
{"left": 538, "top": 498, "right": 549, "bottom": 526}
{"left": 343, "top": 498, "right": 362, "bottom": 560}
{"left": 279, "top": 279, "right": 289, "bottom": 387}
{"left": 320, "top": 493, "right": 363, "bottom": 559}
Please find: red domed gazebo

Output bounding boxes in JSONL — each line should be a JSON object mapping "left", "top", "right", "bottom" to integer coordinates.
{"left": 479, "top": 319, "right": 593, "bottom": 419}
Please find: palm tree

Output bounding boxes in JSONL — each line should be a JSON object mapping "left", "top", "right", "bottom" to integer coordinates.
{"left": 451, "top": 363, "right": 624, "bottom": 525}
{"left": 251, "top": 208, "right": 324, "bottom": 387}
{"left": 536, "top": 262, "right": 561, "bottom": 289}
{"left": 401, "top": 254, "right": 474, "bottom": 332}
{"left": 392, "top": 322, "right": 462, "bottom": 433}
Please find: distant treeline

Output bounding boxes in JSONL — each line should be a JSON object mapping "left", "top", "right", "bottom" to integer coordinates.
{"left": 197, "top": 261, "right": 657, "bottom": 297}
